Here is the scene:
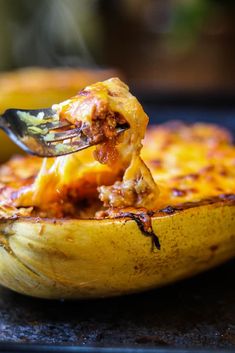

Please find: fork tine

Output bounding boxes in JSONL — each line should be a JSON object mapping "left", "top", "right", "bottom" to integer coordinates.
{"left": 45, "top": 127, "right": 82, "bottom": 142}
{"left": 45, "top": 125, "right": 129, "bottom": 143}
{"left": 45, "top": 120, "right": 72, "bottom": 130}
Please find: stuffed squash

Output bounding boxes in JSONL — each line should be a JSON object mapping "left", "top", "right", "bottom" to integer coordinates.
{"left": 0, "top": 78, "right": 235, "bottom": 299}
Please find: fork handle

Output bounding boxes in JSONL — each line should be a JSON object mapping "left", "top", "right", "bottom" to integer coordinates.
{"left": 0, "top": 115, "right": 8, "bottom": 131}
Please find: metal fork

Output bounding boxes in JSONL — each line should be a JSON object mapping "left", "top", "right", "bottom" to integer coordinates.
{"left": 0, "top": 108, "right": 128, "bottom": 157}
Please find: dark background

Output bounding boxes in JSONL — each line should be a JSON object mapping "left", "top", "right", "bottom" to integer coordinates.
{"left": 1, "top": 0, "right": 235, "bottom": 95}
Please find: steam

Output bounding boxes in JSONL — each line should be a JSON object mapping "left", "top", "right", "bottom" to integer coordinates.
{"left": 10, "top": 0, "right": 101, "bottom": 67}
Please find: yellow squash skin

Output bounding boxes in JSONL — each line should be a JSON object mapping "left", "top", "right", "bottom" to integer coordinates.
{"left": 0, "top": 201, "right": 234, "bottom": 299}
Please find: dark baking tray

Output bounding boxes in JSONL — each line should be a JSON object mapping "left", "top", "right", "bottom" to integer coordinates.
{"left": 1, "top": 103, "right": 235, "bottom": 353}
{"left": 1, "top": 260, "right": 235, "bottom": 351}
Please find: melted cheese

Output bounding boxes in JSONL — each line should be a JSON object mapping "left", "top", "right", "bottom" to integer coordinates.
{"left": 12, "top": 78, "right": 159, "bottom": 212}
{"left": 142, "top": 122, "right": 235, "bottom": 208}
{"left": 1, "top": 122, "right": 235, "bottom": 219}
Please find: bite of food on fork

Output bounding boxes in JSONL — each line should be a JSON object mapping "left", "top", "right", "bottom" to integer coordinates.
{"left": 0, "top": 80, "right": 130, "bottom": 158}
{"left": 0, "top": 77, "right": 159, "bottom": 215}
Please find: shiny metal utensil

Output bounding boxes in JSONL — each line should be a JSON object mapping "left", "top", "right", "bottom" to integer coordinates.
{"left": 0, "top": 108, "right": 129, "bottom": 157}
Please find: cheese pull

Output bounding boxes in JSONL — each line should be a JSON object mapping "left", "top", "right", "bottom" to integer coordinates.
{"left": 14, "top": 78, "right": 159, "bottom": 213}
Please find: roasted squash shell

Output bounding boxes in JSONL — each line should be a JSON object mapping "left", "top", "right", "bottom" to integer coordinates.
{"left": 0, "top": 197, "right": 234, "bottom": 299}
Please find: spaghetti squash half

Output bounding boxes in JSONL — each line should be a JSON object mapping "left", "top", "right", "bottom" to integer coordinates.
{"left": 0, "top": 78, "right": 235, "bottom": 298}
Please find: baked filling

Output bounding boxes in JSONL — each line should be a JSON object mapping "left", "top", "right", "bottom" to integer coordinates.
{"left": 0, "top": 78, "right": 235, "bottom": 220}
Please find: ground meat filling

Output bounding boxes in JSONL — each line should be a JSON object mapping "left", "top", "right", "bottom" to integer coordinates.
{"left": 89, "top": 112, "right": 129, "bottom": 166}
{"left": 99, "top": 176, "right": 154, "bottom": 208}
{"left": 79, "top": 111, "right": 128, "bottom": 145}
